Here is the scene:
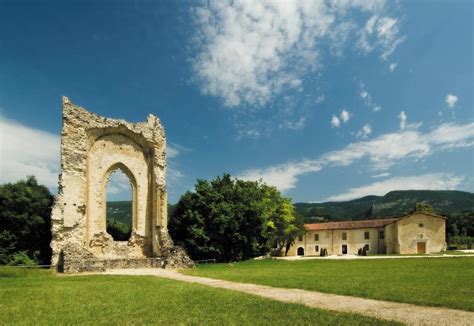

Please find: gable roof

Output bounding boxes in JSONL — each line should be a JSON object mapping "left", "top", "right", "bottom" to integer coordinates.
{"left": 305, "top": 212, "right": 447, "bottom": 231}
{"left": 305, "top": 218, "right": 399, "bottom": 231}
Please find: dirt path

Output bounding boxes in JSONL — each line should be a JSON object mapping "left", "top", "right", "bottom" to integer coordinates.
{"left": 102, "top": 268, "right": 473, "bottom": 325}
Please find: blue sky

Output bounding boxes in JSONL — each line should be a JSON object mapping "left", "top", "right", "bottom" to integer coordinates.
{"left": 0, "top": 0, "right": 472, "bottom": 203}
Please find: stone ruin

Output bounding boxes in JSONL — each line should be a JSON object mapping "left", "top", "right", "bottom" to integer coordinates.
{"left": 51, "top": 97, "right": 194, "bottom": 273}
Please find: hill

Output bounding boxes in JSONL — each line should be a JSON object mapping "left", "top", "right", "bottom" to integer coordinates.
{"left": 106, "top": 202, "right": 177, "bottom": 228}
{"left": 295, "top": 190, "right": 474, "bottom": 238}
{"left": 295, "top": 190, "right": 474, "bottom": 220}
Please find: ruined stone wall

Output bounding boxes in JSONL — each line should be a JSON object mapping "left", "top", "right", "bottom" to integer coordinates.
{"left": 51, "top": 97, "right": 193, "bottom": 272}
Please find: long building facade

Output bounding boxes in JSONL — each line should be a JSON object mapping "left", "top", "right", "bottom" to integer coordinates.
{"left": 287, "top": 212, "right": 446, "bottom": 256}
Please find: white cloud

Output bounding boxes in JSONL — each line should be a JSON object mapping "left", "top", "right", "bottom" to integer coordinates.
{"left": 237, "top": 122, "right": 474, "bottom": 192}
{"left": 280, "top": 117, "right": 306, "bottom": 130}
{"left": 372, "top": 172, "right": 390, "bottom": 178}
{"left": 237, "top": 128, "right": 261, "bottom": 140}
{"left": 167, "top": 144, "right": 179, "bottom": 158}
{"left": 340, "top": 109, "right": 350, "bottom": 123}
{"left": 331, "top": 115, "right": 341, "bottom": 128}
{"left": 0, "top": 115, "right": 59, "bottom": 188}
{"left": 389, "top": 63, "right": 397, "bottom": 71}
{"left": 445, "top": 94, "right": 458, "bottom": 109}
{"left": 326, "top": 173, "right": 463, "bottom": 201}
{"left": 359, "top": 82, "right": 382, "bottom": 112}
{"left": 373, "top": 106, "right": 382, "bottom": 112}
{"left": 106, "top": 169, "right": 132, "bottom": 199}
{"left": 356, "top": 123, "right": 372, "bottom": 138}
{"left": 238, "top": 160, "right": 322, "bottom": 192}
{"left": 191, "top": 1, "right": 404, "bottom": 107}
{"left": 357, "top": 16, "right": 406, "bottom": 60}
{"left": 399, "top": 111, "right": 407, "bottom": 130}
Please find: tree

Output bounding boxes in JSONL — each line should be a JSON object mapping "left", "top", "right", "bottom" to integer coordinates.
{"left": 106, "top": 219, "right": 131, "bottom": 241}
{"left": 169, "top": 174, "right": 304, "bottom": 262}
{"left": 414, "top": 202, "right": 435, "bottom": 214}
{"left": 0, "top": 176, "right": 53, "bottom": 264}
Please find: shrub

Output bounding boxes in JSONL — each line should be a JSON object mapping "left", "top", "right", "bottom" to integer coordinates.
{"left": 8, "top": 251, "right": 36, "bottom": 266}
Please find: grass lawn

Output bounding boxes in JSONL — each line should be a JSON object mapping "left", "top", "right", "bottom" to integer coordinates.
{"left": 183, "top": 257, "right": 474, "bottom": 311}
{"left": 0, "top": 268, "right": 398, "bottom": 325}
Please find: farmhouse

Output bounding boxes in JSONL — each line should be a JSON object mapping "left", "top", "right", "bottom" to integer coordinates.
{"left": 287, "top": 212, "right": 446, "bottom": 256}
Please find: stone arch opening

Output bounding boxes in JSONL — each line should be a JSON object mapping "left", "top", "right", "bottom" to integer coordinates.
{"left": 102, "top": 163, "right": 138, "bottom": 239}
{"left": 297, "top": 247, "right": 305, "bottom": 256}
{"left": 105, "top": 167, "right": 134, "bottom": 241}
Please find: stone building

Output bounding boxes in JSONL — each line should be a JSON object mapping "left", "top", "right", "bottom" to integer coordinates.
{"left": 50, "top": 97, "right": 193, "bottom": 272}
{"left": 287, "top": 212, "right": 446, "bottom": 256}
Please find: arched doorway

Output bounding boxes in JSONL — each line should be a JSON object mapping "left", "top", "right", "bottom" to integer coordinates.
{"left": 297, "top": 247, "right": 305, "bottom": 256}
{"left": 104, "top": 166, "right": 135, "bottom": 241}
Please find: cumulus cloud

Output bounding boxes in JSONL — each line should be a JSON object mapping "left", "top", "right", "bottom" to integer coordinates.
{"left": 191, "top": 0, "right": 404, "bottom": 107}
{"left": 340, "top": 109, "right": 350, "bottom": 123}
{"left": 399, "top": 111, "right": 407, "bottom": 130}
{"left": 237, "top": 122, "right": 474, "bottom": 192}
{"left": 0, "top": 115, "right": 59, "bottom": 188}
{"left": 238, "top": 160, "right": 322, "bottom": 192}
{"left": 389, "top": 63, "right": 397, "bottom": 71}
{"left": 445, "top": 94, "right": 458, "bottom": 109}
{"left": 326, "top": 173, "right": 463, "bottom": 201}
{"left": 359, "top": 82, "right": 381, "bottom": 112}
{"left": 356, "top": 123, "right": 372, "bottom": 138}
{"left": 331, "top": 115, "right": 341, "bottom": 128}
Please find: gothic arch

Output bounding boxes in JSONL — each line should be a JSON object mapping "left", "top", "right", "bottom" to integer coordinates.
{"left": 51, "top": 97, "right": 193, "bottom": 272}
{"left": 102, "top": 162, "right": 138, "bottom": 233}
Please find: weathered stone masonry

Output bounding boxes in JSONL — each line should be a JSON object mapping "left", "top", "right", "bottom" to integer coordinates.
{"left": 51, "top": 97, "right": 193, "bottom": 272}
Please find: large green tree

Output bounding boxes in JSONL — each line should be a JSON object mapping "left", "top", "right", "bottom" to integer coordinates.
{"left": 0, "top": 176, "right": 53, "bottom": 264}
{"left": 169, "top": 174, "right": 304, "bottom": 262}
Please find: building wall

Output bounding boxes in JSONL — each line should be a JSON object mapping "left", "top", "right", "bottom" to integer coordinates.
{"left": 396, "top": 213, "right": 446, "bottom": 254}
{"left": 289, "top": 228, "right": 385, "bottom": 256}
{"left": 384, "top": 222, "right": 399, "bottom": 254}
{"left": 287, "top": 213, "right": 446, "bottom": 256}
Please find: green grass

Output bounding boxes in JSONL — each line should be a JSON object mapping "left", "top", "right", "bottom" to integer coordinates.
{"left": 183, "top": 257, "right": 474, "bottom": 311}
{"left": 0, "top": 269, "right": 398, "bottom": 325}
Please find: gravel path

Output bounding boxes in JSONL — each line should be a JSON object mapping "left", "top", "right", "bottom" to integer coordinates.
{"left": 102, "top": 268, "right": 474, "bottom": 325}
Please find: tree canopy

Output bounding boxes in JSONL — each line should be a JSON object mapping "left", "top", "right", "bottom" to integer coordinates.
{"left": 0, "top": 176, "right": 53, "bottom": 264}
{"left": 169, "top": 174, "right": 304, "bottom": 262}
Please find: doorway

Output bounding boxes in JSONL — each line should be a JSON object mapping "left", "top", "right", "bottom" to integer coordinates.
{"left": 297, "top": 247, "right": 305, "bottom": 256}
{"left": 342, "top": 244, "right": 348, "bottom": 255}
{"left": 417, "top": 242, "right": 426, "bottom": 254}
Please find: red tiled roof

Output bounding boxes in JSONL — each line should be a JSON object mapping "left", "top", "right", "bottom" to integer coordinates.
{"left": 305, "top": 218, "right": 399, "bottom": 231}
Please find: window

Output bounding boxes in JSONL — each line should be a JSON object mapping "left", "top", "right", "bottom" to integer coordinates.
{"left": 298, "top": 235, "right": 303, "bottom": 242}
{"left": 364, "top": 231, "right": 370, "bottom": 240}
{"left": 314, "top": 233, "right": 319, "bottom": 241}
{"left": 342, "top": 232, "right": 347, "bottom": 240}
{"left": 315, "top": 245, "right": 319, "bottom": 252}
{"left": 364, "top": 244, "right": 370, "bottom": 251}
{"left": 379, "top": 230, "right": 385, "bottom": 239}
